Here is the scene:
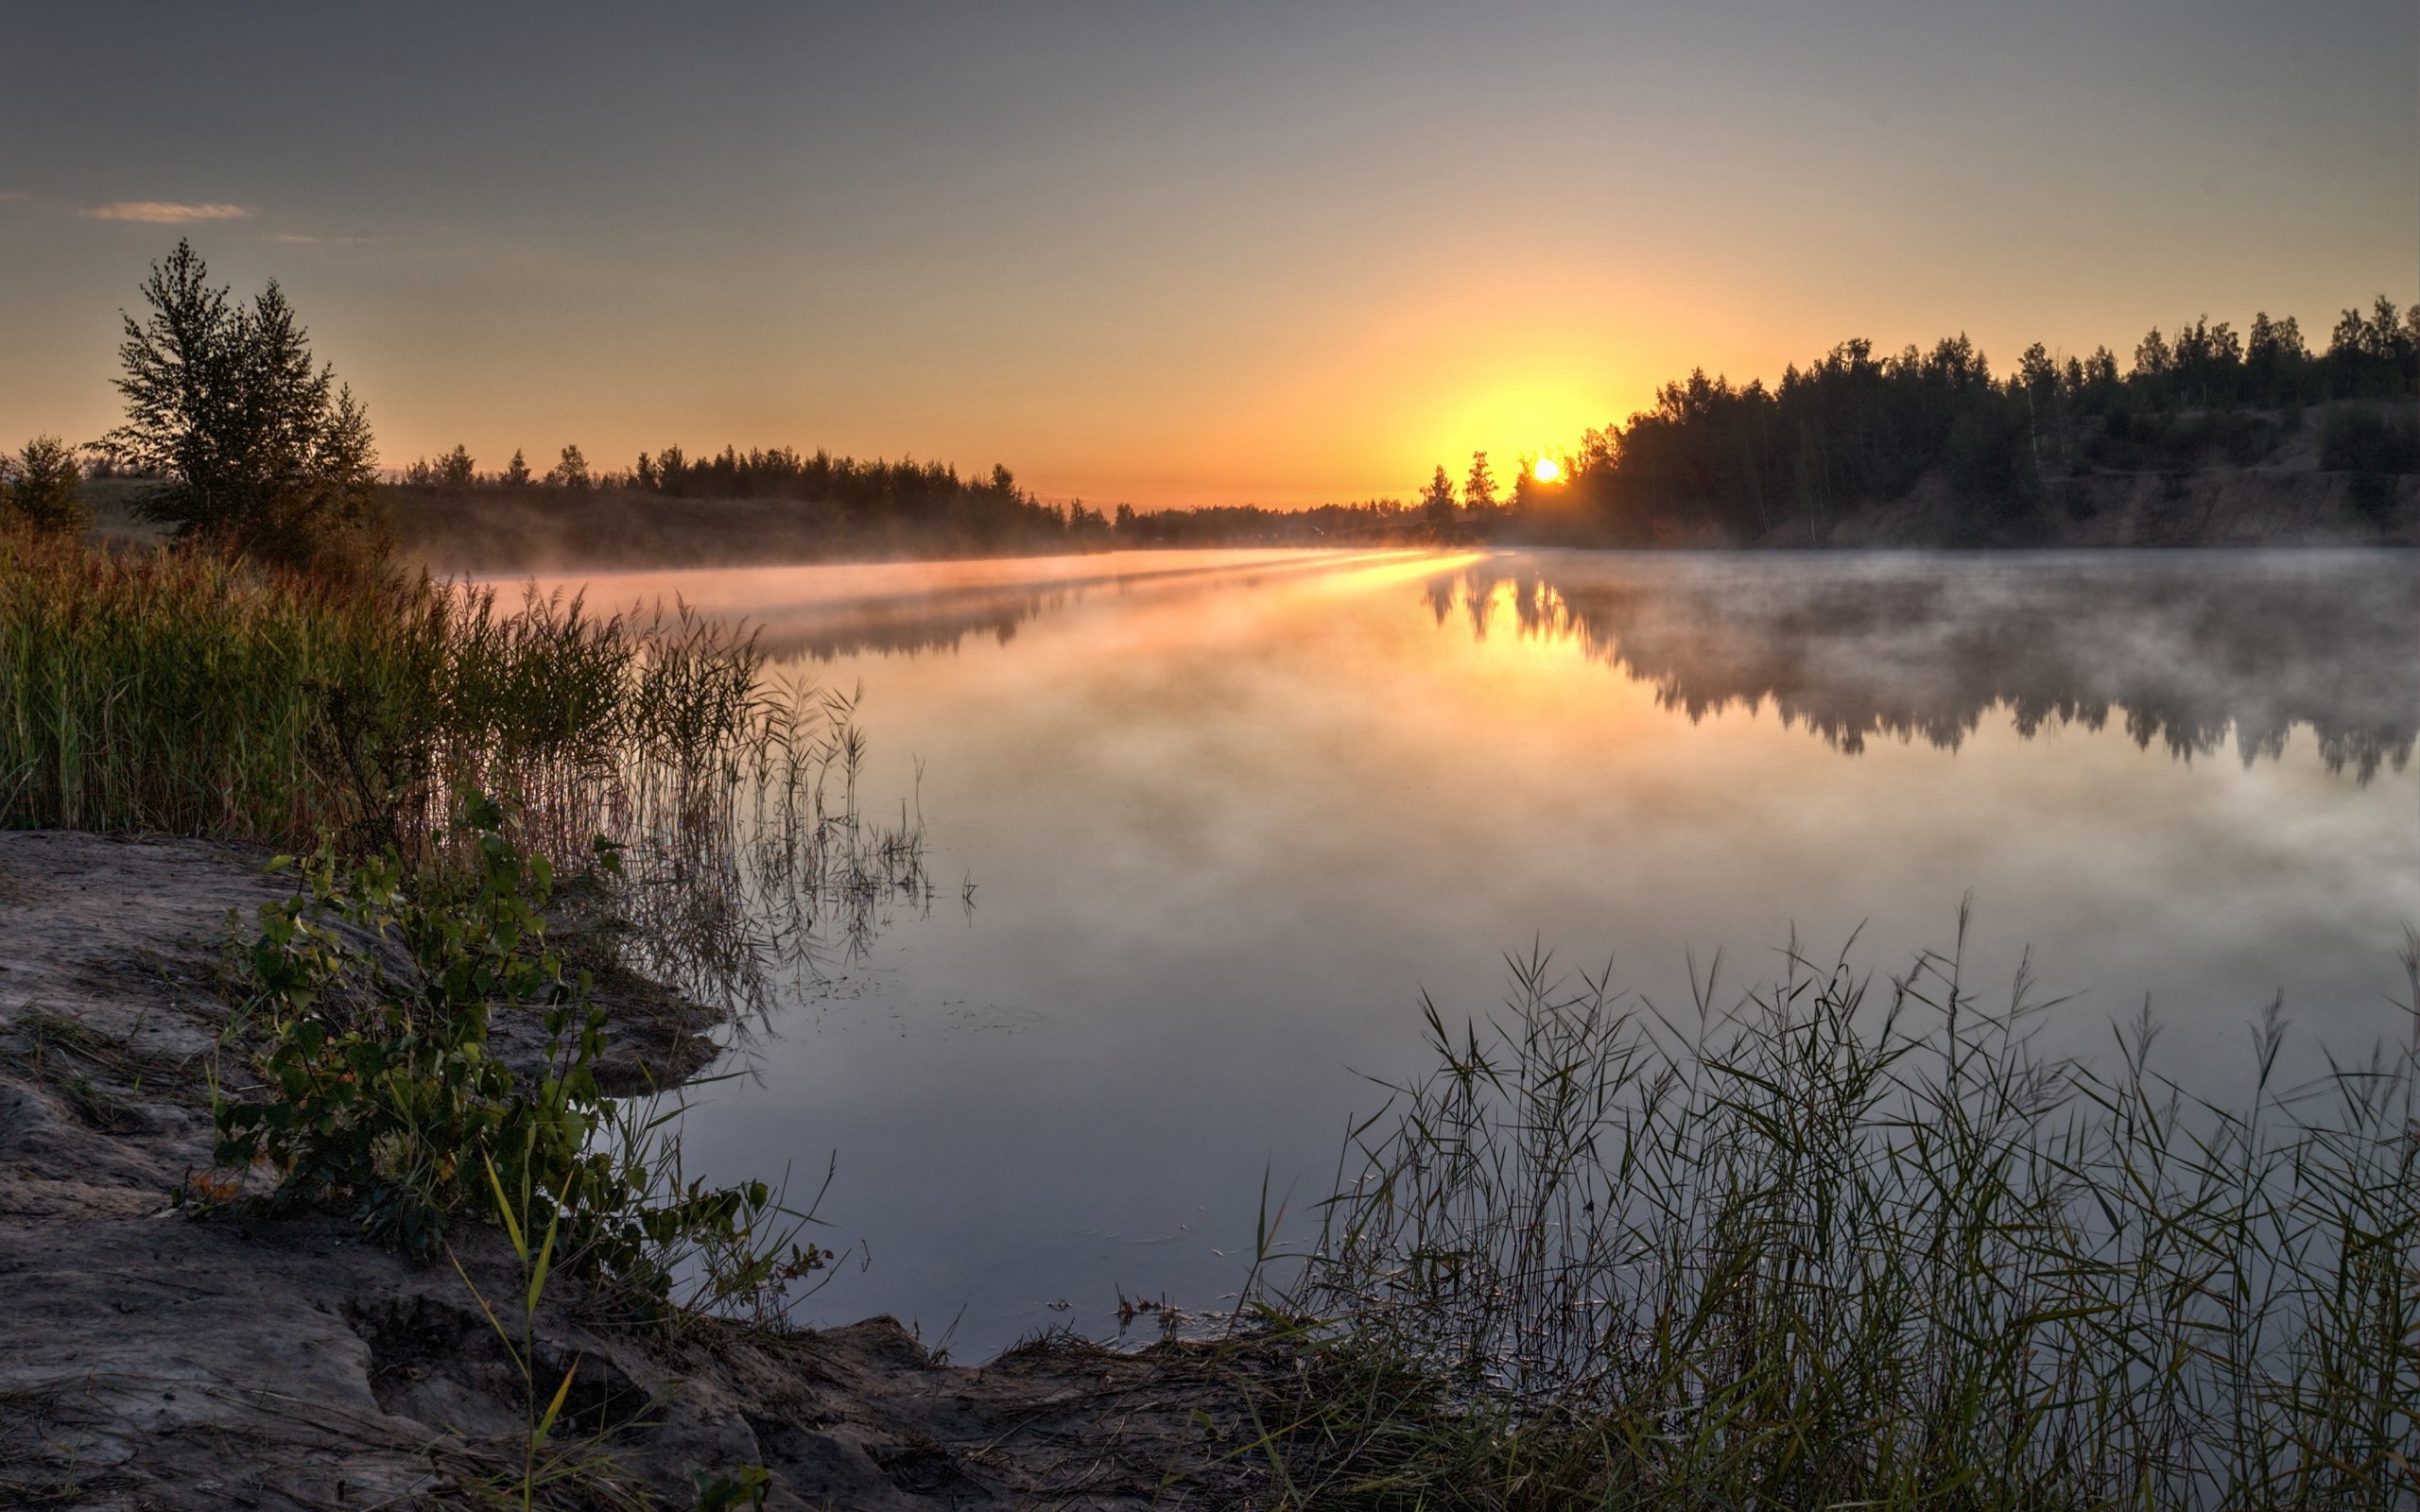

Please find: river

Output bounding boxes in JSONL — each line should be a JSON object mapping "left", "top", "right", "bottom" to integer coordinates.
{"left": 527, "top": 547, "right": 2420, "bottom": 1360}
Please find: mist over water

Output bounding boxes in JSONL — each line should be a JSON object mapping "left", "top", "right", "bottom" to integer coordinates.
{"left": 528, "top": 548, "right": 2420, "bottom": 1360}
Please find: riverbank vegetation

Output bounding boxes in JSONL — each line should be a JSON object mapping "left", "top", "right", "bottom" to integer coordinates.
{"left": 5, "top": 242, "right": 942, "bottom": 1502}
{"left": 0, "top": 526, "right": 750, "bottom": 859}
{"left": 7, "top": 235, "right": 924, "bottom": 1267}
{"left": 1245, "top": 933, "right": 2420, "bottom": 1509}
{"left": 9, "top": 243, "right": 923, "bottom": 902}
{"left": 215, "top": 801, "right": 826, "bottom": 1319}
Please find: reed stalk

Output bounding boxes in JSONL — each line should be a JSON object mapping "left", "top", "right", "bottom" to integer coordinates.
{"left": 1256, "top": 925, "right": 2420, "bottom": 1510}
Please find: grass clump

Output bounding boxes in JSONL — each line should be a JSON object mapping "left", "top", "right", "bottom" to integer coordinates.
{"left": 0, "top": 528, "right": 757, "bottom": 865}
{"left": 0, "top": 528, "right": 934, "bottom": 1003}
{"left": 1252, "top": 923, "right": 2420, "bottom": 1510}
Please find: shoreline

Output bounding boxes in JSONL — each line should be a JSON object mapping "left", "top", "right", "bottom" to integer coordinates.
{"left": 385, "top": 465, "right": 2413, "bottom": 576}
{"left": 72, "top": 452, "right": 2419, "bottom": 578}
{"left": 0, "top": 832, "right": 1272, "bottom": 1509}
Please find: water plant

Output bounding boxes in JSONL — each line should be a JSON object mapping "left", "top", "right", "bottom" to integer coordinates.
{"left": 0, "top": 527, "right": 934, "bottom": 996}
{"left": 0, "top": 527, "right": 741, "bottom": 858}
{"left": 1250, "top": 920, "right": 2420, "bottom": 1510}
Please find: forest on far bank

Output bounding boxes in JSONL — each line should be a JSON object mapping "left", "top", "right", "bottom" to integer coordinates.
{"left": 42, "top": 287, "right": 2419, "bottom": 563}
{"left": 1532, "top": 296, "right": 2419, "bottom": 546}
{"left": 372, "top": 293, "right": 2420, "bottom": 556}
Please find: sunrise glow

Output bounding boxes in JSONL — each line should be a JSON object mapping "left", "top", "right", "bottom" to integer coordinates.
{"left": 1532, "top": 456, "right": 1563, "bottom": 484}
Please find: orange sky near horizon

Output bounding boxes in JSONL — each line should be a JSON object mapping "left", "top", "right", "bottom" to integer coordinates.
{"left": 1, "top": 4, "right": 2411, "bottom": 509}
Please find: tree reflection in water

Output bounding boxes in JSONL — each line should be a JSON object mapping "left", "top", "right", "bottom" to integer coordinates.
{"left": 1424, "top": 551, "right": 2416, "bottom": 781}
{"left": 730, "top": 548, "right": 2417, "bottom": 784}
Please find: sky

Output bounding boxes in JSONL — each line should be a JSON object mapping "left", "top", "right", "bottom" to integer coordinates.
{"left": 2, "top": 2, "right": 2412, "bottom": 507}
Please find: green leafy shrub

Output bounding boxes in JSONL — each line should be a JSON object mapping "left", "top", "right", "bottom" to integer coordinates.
{"left": 215, "top": 799, "right": 825, "bottom": 1311}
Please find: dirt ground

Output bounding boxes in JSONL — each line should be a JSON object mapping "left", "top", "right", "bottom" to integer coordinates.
{"left": 0, "top": 832, "right": 1279, "bottom": 1510}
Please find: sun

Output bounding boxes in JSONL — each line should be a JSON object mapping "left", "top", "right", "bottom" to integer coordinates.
{"left": 1531, "top": 455, "right": 1562, "bottom": 484}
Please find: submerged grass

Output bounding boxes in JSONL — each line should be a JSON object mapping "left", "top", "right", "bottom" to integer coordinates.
{"left": 1251, "top": 916, "right": 2420, "bottom": 1511}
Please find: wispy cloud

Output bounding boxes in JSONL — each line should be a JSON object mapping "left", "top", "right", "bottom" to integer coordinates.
{"left": 0, "top": 191, "right": 27, "bottom": 202}
{"left": 83, "top": 201, "right": 252, "bottom": 224}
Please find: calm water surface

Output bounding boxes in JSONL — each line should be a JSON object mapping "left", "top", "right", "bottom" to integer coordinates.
{"left": 535, "top": 548, "right": 2420, "bottom": 1359}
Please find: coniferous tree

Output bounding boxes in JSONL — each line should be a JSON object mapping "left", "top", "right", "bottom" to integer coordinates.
{"left": 1421, "top": 466, "right": 1457, "bottom": 526}
{"left": 1464, "top": 452, "right": 1497, "bottom": 514}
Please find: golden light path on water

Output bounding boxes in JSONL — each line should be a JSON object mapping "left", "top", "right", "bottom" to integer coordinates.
{"left": 522, "top": 548, "right": 2420, "bottom": 1357}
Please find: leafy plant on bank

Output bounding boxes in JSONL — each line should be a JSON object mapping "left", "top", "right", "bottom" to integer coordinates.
{"left": 212, "top": 796, "right": 830, "bottom": 1317}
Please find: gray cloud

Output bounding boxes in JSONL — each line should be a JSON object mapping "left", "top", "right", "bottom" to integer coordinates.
{"left": 82, "top": 201, "right": 251, "bottom": 223}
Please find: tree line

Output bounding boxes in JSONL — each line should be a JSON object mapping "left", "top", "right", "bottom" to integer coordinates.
{"left": 18, "top": 241, "right": 2415, "bottom": 564}
{"left": 396, "top": 438, "right": 1435, "bottom": 550}
{"left": 1533, "top": 297, "right": 2419, "bottom": 543}
{"left": 398, "top": 443, "right": 1089, "bottom": 550}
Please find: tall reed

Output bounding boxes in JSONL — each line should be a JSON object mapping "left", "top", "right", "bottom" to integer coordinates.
{"left": 0, "top": 528, "right": 932, "bottom": 995}
{"left": 1259, "top": 922, "right": 2420, "bottom": 1510}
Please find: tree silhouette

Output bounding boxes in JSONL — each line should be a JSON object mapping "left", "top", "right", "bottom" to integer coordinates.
{"left": 1421, "top": 466, "right": 1457, "bottom": 527}
{"left": 104, "top": 240, "right": 379, "bottom": 571}
{"left": 1, "top": 437, "right": 87, "bottom": 535}
{"left": 1539, "top": 295, "right": 2415, "bottom": 545}
{"left": 1464, "top": 452, "right": 1497, "bottom": 514}
{"left": 545, "top": 444, "right": 591, "bottom": 490}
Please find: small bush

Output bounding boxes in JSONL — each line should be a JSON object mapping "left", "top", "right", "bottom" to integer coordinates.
{"left": 0, "top": 437, "right": 89, "bottom": 536}
{"left": 215, "top": 799, "right": 827, "bottom": 1312}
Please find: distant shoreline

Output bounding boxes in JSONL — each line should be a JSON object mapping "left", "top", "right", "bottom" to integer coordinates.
{"left": 385, "top": 468, "right": 2410, "bottom": 578}
{"left": 78, "top": 438, "right": 2418, "bottom": 578}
